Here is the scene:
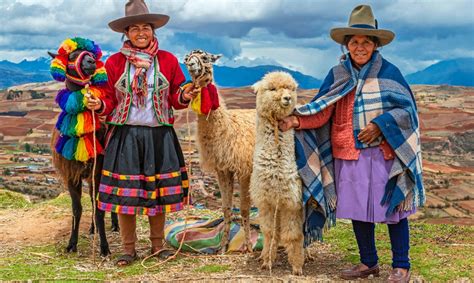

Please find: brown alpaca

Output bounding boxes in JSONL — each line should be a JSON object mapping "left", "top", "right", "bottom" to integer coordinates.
{"left": 184, "top": 50, "right": 255, "bottom": 253}
{"left": 48, "top": 38, "right": 118, "bottom": 256}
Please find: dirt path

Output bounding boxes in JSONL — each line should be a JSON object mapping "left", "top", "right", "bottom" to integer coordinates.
{"left": 0, "top": 206, "right": 76, "bottom": 248}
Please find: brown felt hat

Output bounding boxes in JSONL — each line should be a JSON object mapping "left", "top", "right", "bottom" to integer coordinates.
{"left": 330, "top": 5, "right": 395, "bottom": 46}
{"left": 108, "top": 0, "right": 169, "bottom": 33}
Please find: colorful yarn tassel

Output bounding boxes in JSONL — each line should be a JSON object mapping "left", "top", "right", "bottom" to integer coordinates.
{"left": 61, "top": 137, "right": 78, "bottom": 160}
{"left": 51, "top": 37, "right": 107, "bottom": 162}
{"left": 55, "top": 135, "right": 69, "bottom": 154}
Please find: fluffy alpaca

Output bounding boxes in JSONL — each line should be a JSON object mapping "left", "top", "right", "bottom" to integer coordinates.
{"left": 184, "top": 50, "right": 255, "bottom": 253}
{"left": 49, "top": 38, "right": 118, "bottom": 257}
{"left": 250, "top": 71, "right": 304, "bottom": 275}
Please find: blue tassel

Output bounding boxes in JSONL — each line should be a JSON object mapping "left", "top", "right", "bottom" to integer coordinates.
{"left": 59, "top": 113, "right": 72, "bottom": 136}
{"left": 55, "top": 112, "right": 66, "bottom": 131}
{"left": 55, "top": 89, "right": 69, "bottom": 105}
{"left": 62, "top": 137, "right": 77, "bottom": 160}
{"left": 57, "top": 89, "right": 71, "bottom": 111}
{"left": 65, "top": 90, "right": 84, "bottom": 114}
{"left": 55, "top": 135, "right": 69, "bottom": 154}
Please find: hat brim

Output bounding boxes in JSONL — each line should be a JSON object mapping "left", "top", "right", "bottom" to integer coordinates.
{"left": 108, "top": 13, "right": 170, "bottom": 33}
{"left": 330, "top": 27, "right": 395, "bottom": 46}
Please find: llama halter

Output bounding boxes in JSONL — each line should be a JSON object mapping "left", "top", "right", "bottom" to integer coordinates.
{"left": 183, "top": 49, "right": 221, "bottom": 115}
{"left": 50, "top": 37, "right": 107, "bottom": 162}
{"left": 50, "top": 37, "right": 107, "bottom": 85}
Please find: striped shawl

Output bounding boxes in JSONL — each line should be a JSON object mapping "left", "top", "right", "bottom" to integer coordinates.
{"left": 295, "top": 51, "right": 425, "bottom": 245}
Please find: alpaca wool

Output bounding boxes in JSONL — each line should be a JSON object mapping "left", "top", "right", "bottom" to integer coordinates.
{"left": 51, "top": 37, "right": 108, "bottom": 162}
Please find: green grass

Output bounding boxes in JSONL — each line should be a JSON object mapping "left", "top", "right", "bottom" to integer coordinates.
{"left": 194, "top": 264, "right": 230, "bottom": 273}
{"left": 1, "top": 194, "right": 472, "bottom": 281}
{"left": 325, "top": 220, "right": 474, "bottom": 281}
{"left": 0, "top": 189, "right": 31, "bottom": 209}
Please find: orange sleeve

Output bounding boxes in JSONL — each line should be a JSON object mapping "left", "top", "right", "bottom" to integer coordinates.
{"left": 296, "top": 105, "right": 335, "bottom": 130}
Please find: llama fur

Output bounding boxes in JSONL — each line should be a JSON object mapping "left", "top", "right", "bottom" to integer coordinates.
{"left": 49, "top": 44, "right": 118, "bottom": 257}
{"left": 196, "top": 97, "right": 256, "bottom": 253}
{"left": 250, "top": 71, "right": 304, "bottom": 275}
{"left": 185, "top": 50, "right": 255, "bottom": 253}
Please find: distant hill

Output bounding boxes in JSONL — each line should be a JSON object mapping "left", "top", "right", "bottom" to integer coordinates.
{"left": 406, "top": 58, "right": 474, "bottom": 86}
{"left": 210, "top": 65, "right": 322, "bottom": 89}
{"left": 0, "top": 57, "right": 321, "bottom": 89}
{"left": 0, "top": 58, "right": 51, "bottom": 88}
{"left": 2, "top": 56, "right": 474, "bottom": 89}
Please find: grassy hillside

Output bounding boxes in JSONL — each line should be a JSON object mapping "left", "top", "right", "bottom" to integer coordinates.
{"left": 0, "top": 190, "right": 472, "bottom": 281}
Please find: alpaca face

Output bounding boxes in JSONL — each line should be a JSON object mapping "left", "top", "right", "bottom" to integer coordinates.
{"left": 253, "top": 71, "right": 298, "bottom": 120}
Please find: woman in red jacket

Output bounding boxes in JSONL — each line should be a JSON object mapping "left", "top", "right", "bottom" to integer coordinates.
{"left": 86, "top": 0, "right": 196, "bottom": 266}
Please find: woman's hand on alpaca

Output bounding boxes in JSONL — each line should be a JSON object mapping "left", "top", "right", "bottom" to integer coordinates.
{"left": 358, "top": 122, "right": 381, "bottom": 144}
{"left": 85, "top": 97, "right": 102, "bottom": 111}
{"left": 182, "top": 84, "right": 200, "bottom": 101}
{"left": 278, "top": 115, "right": 300, "bottom": 132}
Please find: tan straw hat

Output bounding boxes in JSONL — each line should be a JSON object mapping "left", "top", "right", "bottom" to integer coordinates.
{"left": 108, "top": 0, "right": 169, "bottom": 33}
{"left": 330, "top": 5, "right": 395, "bottom": 46}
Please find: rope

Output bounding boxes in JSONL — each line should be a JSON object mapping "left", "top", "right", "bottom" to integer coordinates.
{"left": 141, "top": 107, "right": 193, "bottom": 269}
{"left": 85, "top": 84, "right": 98, "bottom": 264}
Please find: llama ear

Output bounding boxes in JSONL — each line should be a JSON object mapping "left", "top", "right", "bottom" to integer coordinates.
{"left": 210, "top": 54, "right": 222, "bottom": 63}
{"left": 47, "top": 51, "right": 58, "bottom": 59}
{"left": 251, "top": 81, "right": 261, "bottom": 95}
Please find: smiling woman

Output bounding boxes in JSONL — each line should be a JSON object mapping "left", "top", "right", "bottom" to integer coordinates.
{"left": 125, "top": 23, "right": 154, "bottom": 49}
{"left": 278, "top": 4, "right": 424, "bottom": 283}
{"left": 86, "top": 0, "right": 199, "bottom": 267}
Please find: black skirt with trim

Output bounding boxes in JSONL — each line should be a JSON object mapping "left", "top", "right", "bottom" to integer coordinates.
{"left": 98, "top": 125, "right": 189, "bottom": 215}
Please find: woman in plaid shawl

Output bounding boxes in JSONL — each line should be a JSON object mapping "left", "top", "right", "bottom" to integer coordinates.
{"left": 279, "top": 5, "right": 423, "bottom": 283}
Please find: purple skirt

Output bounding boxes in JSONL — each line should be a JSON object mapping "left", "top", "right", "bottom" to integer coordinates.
{"left": 335, "top": 147, "right": 415, "bottom": 224}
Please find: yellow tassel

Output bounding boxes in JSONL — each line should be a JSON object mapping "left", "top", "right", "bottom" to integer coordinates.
{"left": 75, "top": 138, "right": 89, "bottom": 162}
{"left": 75, "top": 113, "right": 85, "bottom": 136}
{"left": 190, "top": 88, "right": 203, "bottom": 115}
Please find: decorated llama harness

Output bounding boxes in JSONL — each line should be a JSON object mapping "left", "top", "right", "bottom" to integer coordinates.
{"left": 183, "top": 49, "right": 221, "bottom": 115}
{"left": 50, "top": 37, "right": 107, "bottom": 162}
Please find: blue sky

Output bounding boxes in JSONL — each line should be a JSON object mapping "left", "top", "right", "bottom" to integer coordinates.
{"left": 1, "top": 0, "right": 473, "bottom": 78}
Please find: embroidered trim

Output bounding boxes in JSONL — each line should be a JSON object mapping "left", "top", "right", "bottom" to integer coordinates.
{"left": 99, "top": 184, "right": 158, "bottom": 199}
{"left": 101, "top": 167, "right": 186, "bottom": 181}
{"left": 98, "top": 201, "right": 185, "bottom": 215}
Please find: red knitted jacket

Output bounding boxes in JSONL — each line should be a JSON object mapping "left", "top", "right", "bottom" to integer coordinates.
{"left": 97, "top": 51, "right": 188, "bottom": 125}
{"left": 297, "top": 89, "right": 395, "bottom": 160}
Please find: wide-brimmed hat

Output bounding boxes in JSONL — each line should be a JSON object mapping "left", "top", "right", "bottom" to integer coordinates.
{"left": 108, "top": 0, "right": 169, "bottom": 33}
{"left": 330, "top": 5, "right": 395, "bottom": 46}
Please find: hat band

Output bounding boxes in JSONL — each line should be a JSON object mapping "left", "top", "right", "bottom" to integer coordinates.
{"left": 350, "top": 24, "right": 376, "bottom": 29}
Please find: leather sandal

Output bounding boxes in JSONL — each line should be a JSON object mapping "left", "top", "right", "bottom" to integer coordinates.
{"left": 115, "top": 252, "right": 137, "bottom": 266}
{"left": 151, "top": 247, "right": 175, "bottom": 259}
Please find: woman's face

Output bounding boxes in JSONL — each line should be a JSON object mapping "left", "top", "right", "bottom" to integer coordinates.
{"left": 125, "top": 23, "right": 154, "bottom": 49}
{"left": 347, "top": 35, "right": 377, "bottom": 67}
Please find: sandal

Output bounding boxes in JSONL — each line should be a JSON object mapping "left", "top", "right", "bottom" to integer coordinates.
{"left": 115, "top": 253, "right": 137, "bottom": 266}
{"left": 151, "top": 247, "right": 175, "bottom": 259}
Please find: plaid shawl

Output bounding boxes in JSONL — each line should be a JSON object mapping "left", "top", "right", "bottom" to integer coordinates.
{"left": 295, "top": 51, "right": 425, "bottom": 245}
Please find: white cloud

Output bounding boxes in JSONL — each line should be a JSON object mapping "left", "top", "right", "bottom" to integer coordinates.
{"left": 0, "top": 0, "right": 473, "bottom": 78}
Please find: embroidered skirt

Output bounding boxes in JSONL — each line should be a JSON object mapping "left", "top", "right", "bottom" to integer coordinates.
{"left": 335, "top": 147, "right": 415, "bottom": 224}
{"left": 98, "top": 125, "right": 189, "bottom": 216}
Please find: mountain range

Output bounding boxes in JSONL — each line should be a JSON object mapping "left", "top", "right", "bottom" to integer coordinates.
{"left": 406, "top": 58, "right": 474, "bottom": 86}
{"left": 0, "top": 57, "right": 473, "bottom": 89}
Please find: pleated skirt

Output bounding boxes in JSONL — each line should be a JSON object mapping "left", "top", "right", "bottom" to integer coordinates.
{"left": 335, "top": 147, "right": 415, "bottom": 224}
{"left": 98, "top": 125, "right": 189, "bottom": 216}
